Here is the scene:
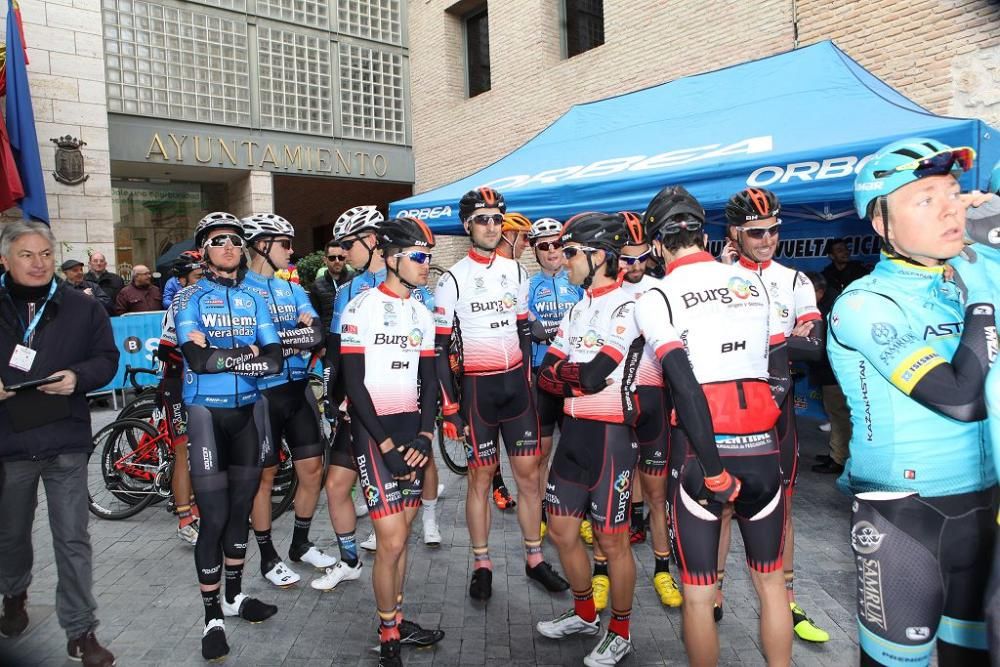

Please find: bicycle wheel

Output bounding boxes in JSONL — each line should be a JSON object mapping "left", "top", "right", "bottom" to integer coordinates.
{"left": 89, "top": 418, "right": 169, "bottom": 520}
{"left": 270, "top": 438, "right": 298, "bottom": 520}
{"left": 116, "top": 389, "right": 158, "bottom": 421}
{"left": 437, "top": 420, "right": 469, "bottom": 476}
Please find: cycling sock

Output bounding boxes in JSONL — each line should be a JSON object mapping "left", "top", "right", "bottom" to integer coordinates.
{"left": 609, "top": 607, "right": 631, "bottom": 638}
{"left": 784, "top": 569, "right": 795, "bottom": 603}
{"left": 716, "top": 570, "right": 726, "bottom": 605}
{"left": 378, "top": 609, "right": 400, "bottom": 643}
{"left": 630, "top": 502, "right": 645, "bottom": 531}
{"left": 593, "top": 556, "right": 609, "bottom": 578}
{"left": 524, "top": 539, "right": 544, "bottom": 568}
{"left": 223, "top": 563, "right": 244, "bottom": 604}
{"left": 177, "top": 503, "right": 196, "bottom": 528}
{"left": 472, "top": 545, "right": 493, "bottom": 571}
{"left": 654, "top": 550, "right": 671, "bottom": 574}
{"left": 573, "top": 588, "right": 597, "bottom": 623}
{"left": 395, "top": 594, "right": 404, "bottom": 624}
{"left": 291, "top": 515, "right": 312, "bottom": 550}
{"left": 254, "top": 529, "right": 280, "bottom": 573}
{"left": 201, "top": 589, "right": 223, "bottom": 624}
{"left": 491, "top": 469, "right": 505, "bottom": 491}
{"left": 191, "top": 501, "right": 200, "bottom": 520}
{"left": 421, "top": 497, "right": 437, "bottom": 517}
{"left": 336, "top": 531, "right": 359, "bottom": 568}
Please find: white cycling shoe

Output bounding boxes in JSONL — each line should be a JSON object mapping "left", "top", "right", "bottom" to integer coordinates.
{"left": 310, "top": 560, "right": 363, "bottom": 591}
{"left": 290, "top": 544, "right": 337, "bottom": 569}
{"left": 584, "top": 629, "right": 633, "bottom": 667}
{"left": 263, "top": 560, "right": 300, "bottom": 587}
{"left": 536, "top": 609, "right": 600, "bottom": 639}
{"left": 359, "top": 531, "right": 377, "bottom": 551}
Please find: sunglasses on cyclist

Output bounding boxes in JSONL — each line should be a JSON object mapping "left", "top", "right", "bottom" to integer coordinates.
{"left": 620, "top": 250, "right": 651, "bottom": 265}
{"left": 736, "top": 222, "right": 781, "bottom": 240}
{"left": 562, "top": 245, "right": 598, "bottom": 260}
{"left": 270, "top": 239, "right": 293, "bottom": 250}
{"left": 470, "top": 213, "right": 504, "bottom": 227}
{"left": 873, "top": 147, "right": 975, "bottom": 180}
{"left": 392, "top": 251, "right": 433, "bottom": 265}
{"left": 326, "top": 254, "right": 346, "bottom": 261}
{"left": 533, "top": 240, "right": 563, "bottom": 252}
{"left": 339, "top": 239, "right": 358, "bottom": 251}
{"left": 205, "top": 233, "right": 245, "bottom": 248}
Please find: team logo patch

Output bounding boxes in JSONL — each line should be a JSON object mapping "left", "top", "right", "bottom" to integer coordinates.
{"left": 614, "top": 470, "right": 631, "bottom": 494}
{"left": 342, "top": 324, "right": 358, "bottom": 334}
{"left": 502, "top": 292, "right": 516, "bottom": 309}
{"left": 727, "top": 277, "right": 754, "bottom": 299}
{"left": 850, "top": 520, "right": 885, "bottom": 555}
{"left": 583, "top": 330, "right": 601, "bottom": 348}
{"left": 408, "top": 328, "right": 423, "bottom": 347}
{"left": 870, "top": 322, "right": 897, "bottom": 345}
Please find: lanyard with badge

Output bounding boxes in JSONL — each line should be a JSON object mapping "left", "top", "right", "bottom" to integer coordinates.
{"left": 2, "top": 274, "right": 56, "bottom": 372}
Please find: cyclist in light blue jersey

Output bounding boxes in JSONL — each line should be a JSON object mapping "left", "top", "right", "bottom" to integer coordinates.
{"left": 239, "top": 214, "right": 336, "bottom": 591}
{"left": 172, "top": 212, "right": 283, "bottom": 660}
{"left": 828, "top": 138, "right": 997, "bottom": 667}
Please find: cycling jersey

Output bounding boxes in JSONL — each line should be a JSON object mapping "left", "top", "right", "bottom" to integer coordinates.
{"left": 434, "top": 250, "right": 529, "bottom": 375}
{"left": 737, "top": 257, "right": 821, "bottom": 335}
{"left": 172, "top": 277, "right": 280, "bottom": 408}
{"left": 242, "top": 269, "right": 319, "bottom": 390}
{"left": 547, "top": 279, "right": 643, "bottom": 424}
{"left": 339, "top": 283, "right": 435, "bottom": 416}
{"left": 527, "top": 270, "right": 583, "bottom": 368}
{"left": 331, "top": 268, "right": 433, "bottom": 334}
{"left": 620, "top": 275, "right": 664, "bottom": 387}
{"left": 828, "top": 257, "right": 996, "bottom": 496}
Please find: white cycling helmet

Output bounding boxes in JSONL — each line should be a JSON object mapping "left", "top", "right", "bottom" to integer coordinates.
{"left": 333, "top": 205, "right": 383, "bottom": 241}
{"left": 195, "top": 211, "right": 243, "bottom": 247}
{"left": 528, "top": 217, "right": 563, "bottom": 240}
{"left": 241, "top": 213, "right": 295, "bottom": 241}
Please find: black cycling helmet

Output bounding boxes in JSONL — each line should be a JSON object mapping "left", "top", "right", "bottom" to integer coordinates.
{"left": 642, "top": 185, "right": 705, "bottom": 239}
{"left": 171, "top": 255, "right": 202, "bottom": 279}
{"left": 376, "top": 217, "right": 436, "bottom": 250}
{"left": 725, "top": 187, "right": 780, "bottom": 225}
{"left": 560, "top": 211, "right": 627, "bottom": 253}
{"left": 459, "top": 187, "right": 507, "bottom": 222}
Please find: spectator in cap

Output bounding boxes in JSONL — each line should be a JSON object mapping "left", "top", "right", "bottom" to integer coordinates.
{"left": 60, "top": 260, "right": 112, "bottom": 314}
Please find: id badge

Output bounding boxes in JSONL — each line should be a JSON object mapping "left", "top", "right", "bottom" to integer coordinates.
{"left": 9, "top": 344, "right": 36, "bottom": 372}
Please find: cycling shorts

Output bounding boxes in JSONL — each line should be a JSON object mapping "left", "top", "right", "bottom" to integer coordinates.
{"left": 635, "top": 385, "right": 671, "bottom": 477}
{"left": 851, "top": 488, "right": 997, "bottom": 666}
{"left": 327, "top": 412, "right": 355, "bottom": 471}
{"left": 533, "top": 368, "right": 564, "bottom": 438}
{"left": 260, "top": 379, "right": 323, "bottom": 467}
{"left": 545, "top": 417, "right": 638, "bottom": 535}
{"left": 158, "top": 375, "right": 188, "bottom": 448}
{"left": 350, "top": 411, "right": 424, "bottom": 520}
{"left": 461, "top": 367, "right": 541, "bottom": 468}
{"left": 186, "top": 402, "right": 265, "bottom": 476}
{"left": 986, "top": 521, "right": 1000, "bottom": 660}
{"left": 671, "top": 428, "right": 785, "bottom": 586}
{"left": 776, "top": 390, "right": 798, "bottom": 489}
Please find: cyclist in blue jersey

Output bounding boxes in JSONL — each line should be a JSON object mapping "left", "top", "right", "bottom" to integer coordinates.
{"left": 318, "top": 206, "right": 443, "bottom": 600}
{"left": 526, "top": 217, "right": 583, "bottom": 539}
{"left": 828, "top": 138, "right": 997, "bottom": 667}
{"left": 172, "top": 212, "right": 283, "bottom": 661}
{"left": 239, "top": 214, "right": 335, "bottom": 590}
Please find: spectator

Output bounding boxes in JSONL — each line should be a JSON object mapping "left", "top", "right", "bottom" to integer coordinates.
{"left": 821, "top": 238, "right": 871, "bottom": 296}
{"left": 113, "top": 264, "right": 162, "bottom": 314}
{"left": 0, "top": 221, "right": 119, "bottom": 666}
{"left": 805, "top": 271, "right": 850, "bottom": 474}
{"left": 83, "top": 252, "right": 124, "bottom": 304}
{"left": 309, "top": 241, "right": 350, "bottom": 333}
{"left": 60, "top": 259, "right": 112, "bottom": 314}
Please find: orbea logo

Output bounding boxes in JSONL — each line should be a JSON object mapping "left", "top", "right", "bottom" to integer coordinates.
{"left": 747, "top": 154, "right": 875, "bottom": 187}
{"left": 397, "top": 206, "right": 453, "bottom": 219}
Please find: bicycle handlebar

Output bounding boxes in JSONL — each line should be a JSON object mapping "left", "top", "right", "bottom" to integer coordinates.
{"left": 124, "top": 364, "right": 158, "bottom": 391}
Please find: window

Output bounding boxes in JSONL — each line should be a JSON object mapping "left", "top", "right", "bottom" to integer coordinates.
{"left": 465, "top": 8, "right": 490, "bottom": 97}
{"left": 565, "top": 0, "right": 604, "bottom": 58}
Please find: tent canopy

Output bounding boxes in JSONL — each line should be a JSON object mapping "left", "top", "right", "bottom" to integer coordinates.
{"left": 391, "top": 41, "right": 998, "bottom": 234}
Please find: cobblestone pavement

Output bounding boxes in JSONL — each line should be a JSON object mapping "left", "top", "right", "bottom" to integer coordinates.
{"left": 1, "top": 407, "right": 858, "bottom": 666}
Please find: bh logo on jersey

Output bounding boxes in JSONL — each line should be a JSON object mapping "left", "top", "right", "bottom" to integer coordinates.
{"left": 727, "top": 277, "right": 755, "bottom": 300}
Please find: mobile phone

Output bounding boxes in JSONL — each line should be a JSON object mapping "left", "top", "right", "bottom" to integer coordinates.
{"left": 5, "top": 375, "right": 65, "bottom": 392}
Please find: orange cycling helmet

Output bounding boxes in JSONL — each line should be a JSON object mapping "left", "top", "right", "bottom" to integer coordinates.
{"left": 618, "top": 211, "right": 646, "bottom": 245}
{"left": 502, "top": 211, "right": 532, "bottom": 233}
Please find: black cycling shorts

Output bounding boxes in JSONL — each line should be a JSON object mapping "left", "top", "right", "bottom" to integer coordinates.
{"left": 545, "top": 417, "right": 638, "bottom": 535}
{"left": 350, "top": 411, "right": 424, "bottom": 521}
{"left": 671, "top": 428, "right": 785, "bottom": 585}
{"left": 635, "top": 385, "right": 671, "bottom": 477}
{"left": 776, "top": 390, "right": 798, "bottom": 489}
{"left": 533, "top": 368, "right": 564, "bottom": 438}
{"left": 986, "top": 523, "right": 1000, "bottom": 661}
{"left": 461, "top": 367, "right": 541, "bottom": 468}
{"left": 260, "top": 379, "right": 324, "bottom": 467}
{"left": 327, "top": 412, "right": 356, "bottom": 471}
{"left": 186, "top": 402, "right": 264, "bottom": 476}
{"left": 851, "top": 488, "right": 997, "bottom": 665}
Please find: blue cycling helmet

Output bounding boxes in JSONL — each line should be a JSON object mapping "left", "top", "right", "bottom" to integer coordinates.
{"left": 989, "top": 159, "right": 1000, "bottom": 194}
{"left": 853, "top": 137, "right": 974, "bottom": 219}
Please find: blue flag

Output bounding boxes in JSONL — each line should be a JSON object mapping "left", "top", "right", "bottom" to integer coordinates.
{"left": 5, "top": 0, "right": 48, "bottom": 223}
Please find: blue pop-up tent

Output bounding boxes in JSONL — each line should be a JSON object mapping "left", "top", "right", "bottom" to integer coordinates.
{"left": 391, "top": 41, "right": 998, "bottom": 239}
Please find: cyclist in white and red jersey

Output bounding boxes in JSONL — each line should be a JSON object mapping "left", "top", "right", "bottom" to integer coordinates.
{"left": 434, "top": 187, "right": 568, "bottom": 601}
{"left": 636, "top": 186, "right": 792, "bottom": 666}
{"left": 719, "top": 187, "right": 828, "bottom": 642}
{"left": 340, "top": 218, "right": 445, "bottom": 667}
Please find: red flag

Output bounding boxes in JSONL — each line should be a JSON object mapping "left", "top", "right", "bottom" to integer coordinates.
{"left": 0, "top": 110, "right": 26, "bottom": 211}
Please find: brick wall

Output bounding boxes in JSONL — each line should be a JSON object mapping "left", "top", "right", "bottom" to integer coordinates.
{"left": 0, "top": 0, "right": 116, "bottom": 270}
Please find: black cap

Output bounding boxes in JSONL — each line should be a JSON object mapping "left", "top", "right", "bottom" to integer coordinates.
{"left": 60, "top": 259, "right": 84, "bottom": 271}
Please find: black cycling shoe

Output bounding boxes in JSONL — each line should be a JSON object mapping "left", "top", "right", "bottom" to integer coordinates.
{"left": 713, "top": 604, "right": 723, "bottom": 623}
{"left": 201, "top": 621, "right": 229, "bottom": 661}
{"left": 379, "top": 639, "right": 402, "bottom": 667}
{"left": 526, "top": 561, "right": 570, "bottom": 592}
{"left": 469, "top": 567, "right": 493, "bottom": 600}
{"left": 398, "top": 619, "right": 445, "bottom": 646}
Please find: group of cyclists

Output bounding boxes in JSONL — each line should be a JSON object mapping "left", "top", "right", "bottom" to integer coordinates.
{"left": 155, "top": 136, "right": 1000, "bottom": 666}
